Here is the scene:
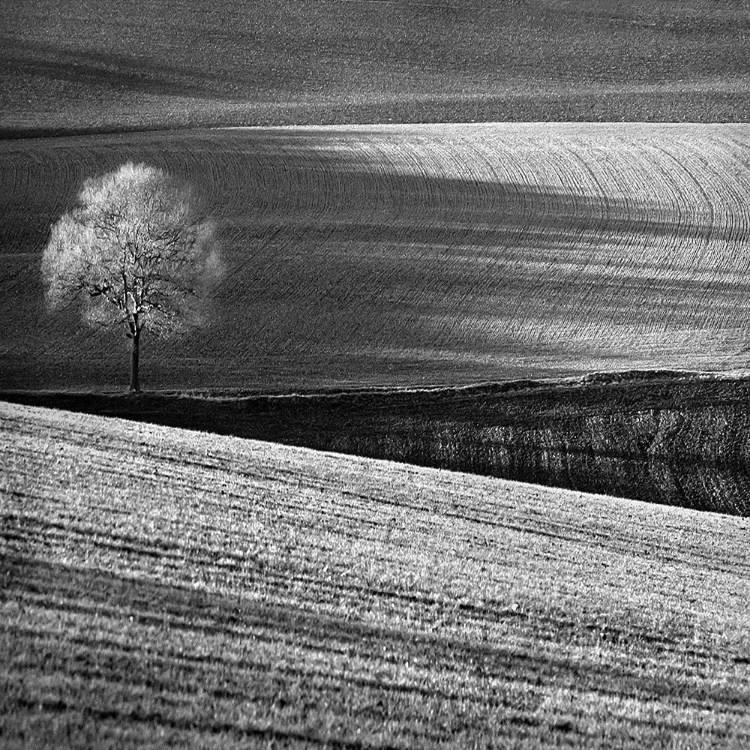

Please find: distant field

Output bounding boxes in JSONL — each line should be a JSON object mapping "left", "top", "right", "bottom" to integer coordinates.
{"left": 2, "top": 122, "right": 750, "bottom": 391}
{"left": 2, "top": 401, "right": 749, "bottom": 747}
{"left": 2, "top": 0, "right": 750, "bottom": 131}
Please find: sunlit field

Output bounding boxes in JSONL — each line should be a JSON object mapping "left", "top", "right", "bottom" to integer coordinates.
{"left": 2, "top": 123, "right": 750, "bottom": 392}
{"left": 2, "top": 401, "right": 749, "bottom": 748}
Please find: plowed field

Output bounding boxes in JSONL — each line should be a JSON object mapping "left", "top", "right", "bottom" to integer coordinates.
{"left": 2, "top": 123, "right": 750, "bottom": 391}
{"left": 2, "top": 401, "right": 749, "bottom": 747}
{"left": 2, "top": 0, "right": 750, "bottom": 131}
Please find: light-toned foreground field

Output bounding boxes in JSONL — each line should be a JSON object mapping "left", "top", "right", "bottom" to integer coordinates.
{"left": 2, "top": 401, "right": 749, "bottom": 748}
{"left": 3, "top": 122, "right": 750, "bottom": 392}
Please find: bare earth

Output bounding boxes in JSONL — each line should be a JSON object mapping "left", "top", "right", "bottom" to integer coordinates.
{"left": 3, "top": 123, "right": 750, "bottom": 391}
{"left": 2, "top": 0, "right": 749, "bottom": 131}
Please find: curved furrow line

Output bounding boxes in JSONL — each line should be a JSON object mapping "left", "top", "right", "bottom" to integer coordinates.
{"left": 568, "top": 139, "right": 651, "bottom": 345}
{"left": 185, "top": 136, "right": 228, "bottom": 217}
{"left": 421, "top": 138, "right": 502, "bottom": 340}
{"left": 441, "top": 135, "right": 533, "bottom": 346}
{"left": 596, "top": 140, "right": 698, "bottom": 342}
{"left": 548, "top": 141, "right": 620, "bottom": 346}
{"left": 0, "top": 149, "right": 52, "bottom": 307}
{"left": 574, "top": 140, "right": 678, "bottom": 348}
{"left": 652, "top": 137, "right": 749, "bottom": 340}
{"left": 432, "top": 135, "right": 530, "bottom": 347}
{"left": 504, "top": 137, "right": 611, "bottom": 348}
{"left": 331, "top": 135, "right": 467, "bottom": 346}
{"left": 670, "top": 138, "right": 742, "bottom": 335}
{"left": 705, "top": 137, "right": 750, "bottom": 343}
{"left": 568, "top": 186, "right": 625, "bottom": 342}
{"left": 699, "top": 136, "right": 750, "bottom": 242}
{"left": 628, "top": 144, "right": 688, "bottom": 337}
{"left": 316, "top": 136, "right": 432, "bottom": 344}
{"left": 461, "top": 135, "right": 555, "bottom": 346}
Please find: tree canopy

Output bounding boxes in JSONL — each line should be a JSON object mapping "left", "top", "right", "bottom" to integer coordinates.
{"left": 42, "top": 162, "right": 222, "bottom": 391}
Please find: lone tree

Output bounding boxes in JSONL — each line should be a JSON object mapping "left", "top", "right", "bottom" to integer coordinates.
{"left": 43, "top": 162, "right": 221, "bottom": 392}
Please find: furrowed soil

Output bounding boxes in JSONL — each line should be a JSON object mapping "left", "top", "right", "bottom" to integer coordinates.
{"left": 2, "top": 0, "right": 750, "bottom": 132}
{"left": 2, "top": 401, "right": 749, "bottom": 748}
{"left": 3, "top": 123, "right": 750, "bottom": 392}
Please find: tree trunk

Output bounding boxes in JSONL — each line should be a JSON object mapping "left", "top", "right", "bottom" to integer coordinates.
{"left": 130, "top": 329, "right": 140, "bottom": 393}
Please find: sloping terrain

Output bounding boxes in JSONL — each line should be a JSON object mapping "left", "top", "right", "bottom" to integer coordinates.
{"left": 2, "top": 0, "right": 750, "bottom": 132}
{"left": 1, "top": 400, "right": 749, "bottom": 747}
{"left": 2, "top": 123, "right": 750, "bottom": 391}
{"left": 7, "top": 371, "right": 750, "bottom": 516}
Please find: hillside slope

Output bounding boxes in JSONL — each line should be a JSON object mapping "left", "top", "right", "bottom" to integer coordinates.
{"left": 2, "top": 123, "right": 750, "bottom": 391}
{"left": 7, "top": 372, "right": 750, "bottom": 517}
{"left": 2, "top": 0, "right": 750, "bottom": 132}
{"left": 1, "top": 401, "right": 749, "bottom": 747}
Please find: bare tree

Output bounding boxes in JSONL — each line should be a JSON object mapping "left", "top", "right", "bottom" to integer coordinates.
{"left": 42, "top": 162, "right": 221, "bottom": 392}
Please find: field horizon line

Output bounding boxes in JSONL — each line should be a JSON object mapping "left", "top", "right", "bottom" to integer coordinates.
{"left": 1, "top": 367, "right": 743, "bottom": 401}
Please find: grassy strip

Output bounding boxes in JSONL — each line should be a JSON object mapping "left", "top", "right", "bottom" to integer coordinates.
{"left": 1, "top": 400, "right": 749, "bottom": 748}
{"left": 5, "top": 371, "right": 750, "bottom": 516}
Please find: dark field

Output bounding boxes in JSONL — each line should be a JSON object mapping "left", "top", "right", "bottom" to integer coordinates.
{"left": 2, "top": 402, "right": 749, "bottom": 748}
{"left": 2, "top": 0, "right": 750, "bottom": 133}
{"left": 6, "top": 370, "right": 750, "bottom": 517}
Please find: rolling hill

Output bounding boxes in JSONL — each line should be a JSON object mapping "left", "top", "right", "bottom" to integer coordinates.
{"left": 2, "top": 122, "right": 750, "bottom": 392}
{"left": 7, "top": 371, "right": 750, "bottom": 516}
{"left": 4, "top": 2, "right": 750, "bottom": 745}
{"left": 2, "top": 0, "right": 750, "bottom": 133}
{"left": 2, "top": 400, "right": 749, "bottom": 747}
